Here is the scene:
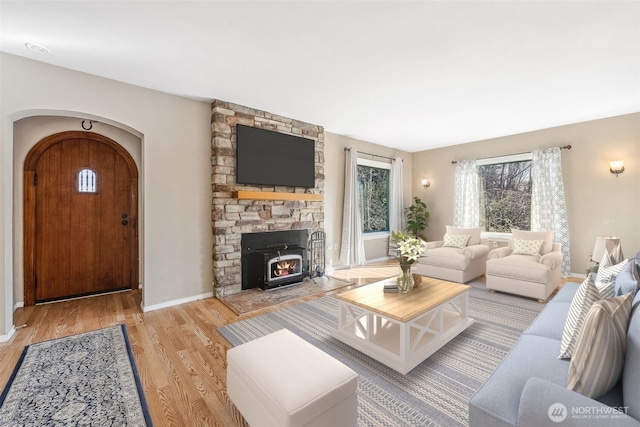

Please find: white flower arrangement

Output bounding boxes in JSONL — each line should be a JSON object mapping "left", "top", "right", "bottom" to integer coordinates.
{"left": 391, "top": 231, "right": 426, "bottom": 263}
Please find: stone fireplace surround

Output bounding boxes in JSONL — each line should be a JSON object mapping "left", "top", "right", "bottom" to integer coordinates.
{"left": 211, "top": 100, "right": 325, "bottom": 297}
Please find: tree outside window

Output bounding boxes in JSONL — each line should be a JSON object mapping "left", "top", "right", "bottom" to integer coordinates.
{"left": 478, "top": 160, "right": 532, "bottom": 232}
{"left": 357, "top": 163, "right": 389, "bottom": 233}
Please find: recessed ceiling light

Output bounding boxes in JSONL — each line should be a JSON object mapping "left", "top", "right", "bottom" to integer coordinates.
{"left": 25, "top": 43, "right": 50, "bottom": 54}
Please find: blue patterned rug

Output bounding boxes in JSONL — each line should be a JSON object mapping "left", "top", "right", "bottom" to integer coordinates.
{"left": 218, "top": 281, "right": 544, "bottom": 426}
{"left": 0, "top": 324, "right": 152, "bottom": 426}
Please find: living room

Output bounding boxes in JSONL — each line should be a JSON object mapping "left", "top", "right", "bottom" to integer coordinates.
{"left": 1, "top": 1, "right": 639, "bottom": 425}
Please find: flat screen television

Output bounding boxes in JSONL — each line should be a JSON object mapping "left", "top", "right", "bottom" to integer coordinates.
{"left": 236, "top": 124, "right": 315, "bottom": 188}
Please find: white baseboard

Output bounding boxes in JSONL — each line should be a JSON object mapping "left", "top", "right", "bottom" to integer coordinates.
{"left": 14, "top": 302, "right": 24, "bottom": 312}
{"left": 0, "top": 326, "right": 16, "bottom": 343}
{"left": 142, "top": 291, "right": 214, "bottom": 312}
{"left": 570, "top": 273, "right": 587, "bottom": 279}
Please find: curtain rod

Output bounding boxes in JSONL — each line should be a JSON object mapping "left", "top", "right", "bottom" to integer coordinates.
{"left": 451, "top": 144, "right": 571, "bottom": 164}
{"left": 344, "top": 147, "right": 399, "bottom": 161}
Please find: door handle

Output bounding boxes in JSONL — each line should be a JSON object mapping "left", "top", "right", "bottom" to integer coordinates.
{"left": 121, "top": 219, "right": 128, "bottom": 225}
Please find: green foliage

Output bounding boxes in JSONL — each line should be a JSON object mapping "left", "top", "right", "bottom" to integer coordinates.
{"left": 405, "top": 197, "right": 429, "bottom": 239}
{"left": 478, "top": 160, "right": 532, "bottom": 232}
{"left": 357, "top": 165, "right": 389, "bottom": 232}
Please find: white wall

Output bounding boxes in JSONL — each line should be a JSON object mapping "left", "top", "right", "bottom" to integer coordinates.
{"left": 1, "top": 53, "right": 212, "bottom": 337}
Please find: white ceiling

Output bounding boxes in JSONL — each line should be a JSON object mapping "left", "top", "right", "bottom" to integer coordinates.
{"left": 1, "top": 1, "right": 639, "bottom": 152}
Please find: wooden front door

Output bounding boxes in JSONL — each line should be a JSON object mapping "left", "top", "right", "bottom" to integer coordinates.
{"left": 24, "top": 131, "right": 138, "bottom": 304}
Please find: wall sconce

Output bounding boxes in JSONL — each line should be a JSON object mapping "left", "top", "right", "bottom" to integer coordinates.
{"left": 610, "top": 160, "right": 624, "bottom": 177}
{"left": 421, "top": 178, "right": 431, "bottom": 189}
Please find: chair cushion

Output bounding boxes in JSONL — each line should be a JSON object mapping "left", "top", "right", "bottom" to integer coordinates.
{"left": 446, "top": 225, "right": 481, "bottom": 246}
{"left": 419, "top": 246, "right": 470, "bottom": 270}
{"left": 511, "top": 229, "right": 554, "bottom": 255}
{"left": 567, "top": 292, "right": 633, "bottom": 399}
{"left": 559, "top": 276, "right": 601, "bottom": 359}
{"left": 485, "top": 254, "right": 551, "bottom": 284}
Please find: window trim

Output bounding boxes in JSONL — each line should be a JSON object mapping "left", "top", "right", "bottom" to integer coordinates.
{"left": 357, "top": 157, "right": 391, "bottom": 170}
{"left": 477, "top": 152, "right": 532, "bottom": 166}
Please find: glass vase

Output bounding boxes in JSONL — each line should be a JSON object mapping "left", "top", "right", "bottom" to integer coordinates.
{"left": 397, "top": 261, "right": 415, "bottom": 293}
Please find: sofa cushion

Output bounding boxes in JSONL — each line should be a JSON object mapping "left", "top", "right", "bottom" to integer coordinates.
{"left": 446, "top": 225, "right": 481, "bottom": 246}
{"left": 523, "top": 301, "right": 571, "bottom": 340}
{"left": 469, "top": 335, "right": 569, "bottom": 427}
{"left": 418, "top": 246, "right": 470, "bottom": 270}
{"left": 615, "top": 259, "right": 640, "bottom": 296}
{"left": 559, "top": 276, "right": 601, "bottom": 359}
{"left": 443, "top": 233, "right": 470, "bottom": 249}
{"left": 623, "top": 297, "right": 640, "bottom": 420}
{"left": 512, "top": 238, "right": 543, "bottom": 256}
{"left": 511, "top": 229, "right": 553, "bottom": 255}
{"left": 596, "top": 253, "right": 628, "bottom": 298}
{"left": 486, "top": 254, "right": 552, "bottom": 284}
{"left": 567, "top": 292, "right": 633, "bottom": 398}
{"left": 549, "top": 282, "right": 581, "bottom": 303}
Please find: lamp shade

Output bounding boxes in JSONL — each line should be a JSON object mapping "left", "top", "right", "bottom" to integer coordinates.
{"left": 591, "top": 237, "right": 620, "bottom": 263}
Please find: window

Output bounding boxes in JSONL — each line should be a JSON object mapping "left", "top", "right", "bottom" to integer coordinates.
{"left": 357, "top": 158, "right": 390, "bottom": 233}
{"left": 77, "top": 168, "right": 97, "bottom": 193}
{"left": 478, "top": 154, "right": 532, "bottom": 232}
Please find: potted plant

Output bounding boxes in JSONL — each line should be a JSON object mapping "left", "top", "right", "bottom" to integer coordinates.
{"left": 405, "top": 197, "right": 429, "bottom": 240}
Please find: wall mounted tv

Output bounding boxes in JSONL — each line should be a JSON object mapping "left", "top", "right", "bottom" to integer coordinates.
{"left": 236, "top": 124, "right": 315, "bottom": 188}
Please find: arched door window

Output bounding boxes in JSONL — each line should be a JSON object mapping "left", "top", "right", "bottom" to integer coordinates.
{"left": 78, "top": 168, "right": 97, "bottom": 193}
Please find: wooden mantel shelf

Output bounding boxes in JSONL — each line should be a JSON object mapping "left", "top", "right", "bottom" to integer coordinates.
{"left": 233, "top": 191, "right": 323, "bottom": 201}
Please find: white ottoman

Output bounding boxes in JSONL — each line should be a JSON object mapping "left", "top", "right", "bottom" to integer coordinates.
{"left": 227, "top": 328, "right": 358, "bottom": 427}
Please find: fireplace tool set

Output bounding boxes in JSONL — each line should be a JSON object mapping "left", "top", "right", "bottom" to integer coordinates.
{"left": 308, "top": 230, "right": 327, "bottom": 282}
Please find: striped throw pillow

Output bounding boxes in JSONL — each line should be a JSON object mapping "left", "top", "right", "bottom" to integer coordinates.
{"left": 567, "top": 292, "right": 634, "bottom": 398}
{"left": 596, "top": 251, "right": 628, "bottom": 299}
{"left": 512, "top": 238, "right": 543, "bottom": 256}
{"left": 443, "top": 233, "right": 470, "bottom": 249}
{"left": 559, "top": 276, "right": 601, "bottom": 359}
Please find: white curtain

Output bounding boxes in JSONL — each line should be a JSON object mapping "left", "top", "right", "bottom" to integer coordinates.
{"left": 388, "top": 157, "right": 404, "bottom": 256}
{"left": 532, "top": 147, "right": 571, "bottom": 277}
{"left": 453, "top": 159, "right": 480, "bottom": 228}
{"left": 339, "top": 148, "right": 366, "bottom": 266}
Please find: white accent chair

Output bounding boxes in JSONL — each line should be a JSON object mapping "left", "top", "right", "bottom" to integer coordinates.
{"left": 485, "top": 230, "right": 563, "bottom": 302}
{"left": 415, "top": 226, "right": 490, "bottom": 283}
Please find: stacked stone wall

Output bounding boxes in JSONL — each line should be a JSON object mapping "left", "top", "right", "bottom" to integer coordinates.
{"left": 211, "top": 100, "right": 324, "bottom": 297}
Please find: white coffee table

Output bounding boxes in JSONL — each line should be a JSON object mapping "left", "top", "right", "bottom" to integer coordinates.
{"left": 332, "top": 276, "right": 473, "bottom": 374}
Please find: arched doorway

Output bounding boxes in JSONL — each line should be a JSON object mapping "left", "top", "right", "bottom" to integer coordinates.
{"left": 23, "top": 131, "right": 139, "bottom": 305}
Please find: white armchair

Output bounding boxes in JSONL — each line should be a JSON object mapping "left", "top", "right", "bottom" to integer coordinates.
{"left": 415, "top": 226, "right": 490, "bottom": 283}
{"left": 485, "top": 230, "right": 563, "bottom": 302}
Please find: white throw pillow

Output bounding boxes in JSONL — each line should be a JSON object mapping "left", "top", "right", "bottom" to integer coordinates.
{"left": 443, "top": 233, "right": 470, "bottom": 249}
{"left": 445, "top": 226, "right": 481, "bottom": 246}
{"left": 559, "top": 276, "right": 602, "bottom": 359}
{"left": 511, "top": 229, "right": 554, "bottom": 255}
{"left": 512, "top": 238, "right": 543, "bottom": 256}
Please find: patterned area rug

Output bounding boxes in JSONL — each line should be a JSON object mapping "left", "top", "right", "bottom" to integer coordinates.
{"left": 0, "top": 324, "right": 152, "bottom": 426}
{"left": 218, "top": 281, "right": 544, "bottom": 426}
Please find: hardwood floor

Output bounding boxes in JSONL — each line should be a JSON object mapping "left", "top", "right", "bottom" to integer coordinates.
{"left": 0, "top": 263, "right": 580, "bottom": 426}
{"left": 0, "top": 262, "right": 398, "bottom": 427}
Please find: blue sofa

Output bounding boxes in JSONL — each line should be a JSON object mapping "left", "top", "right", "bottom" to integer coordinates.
{"left": 469, "top": 251, "right": 640, "bottom": 426}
